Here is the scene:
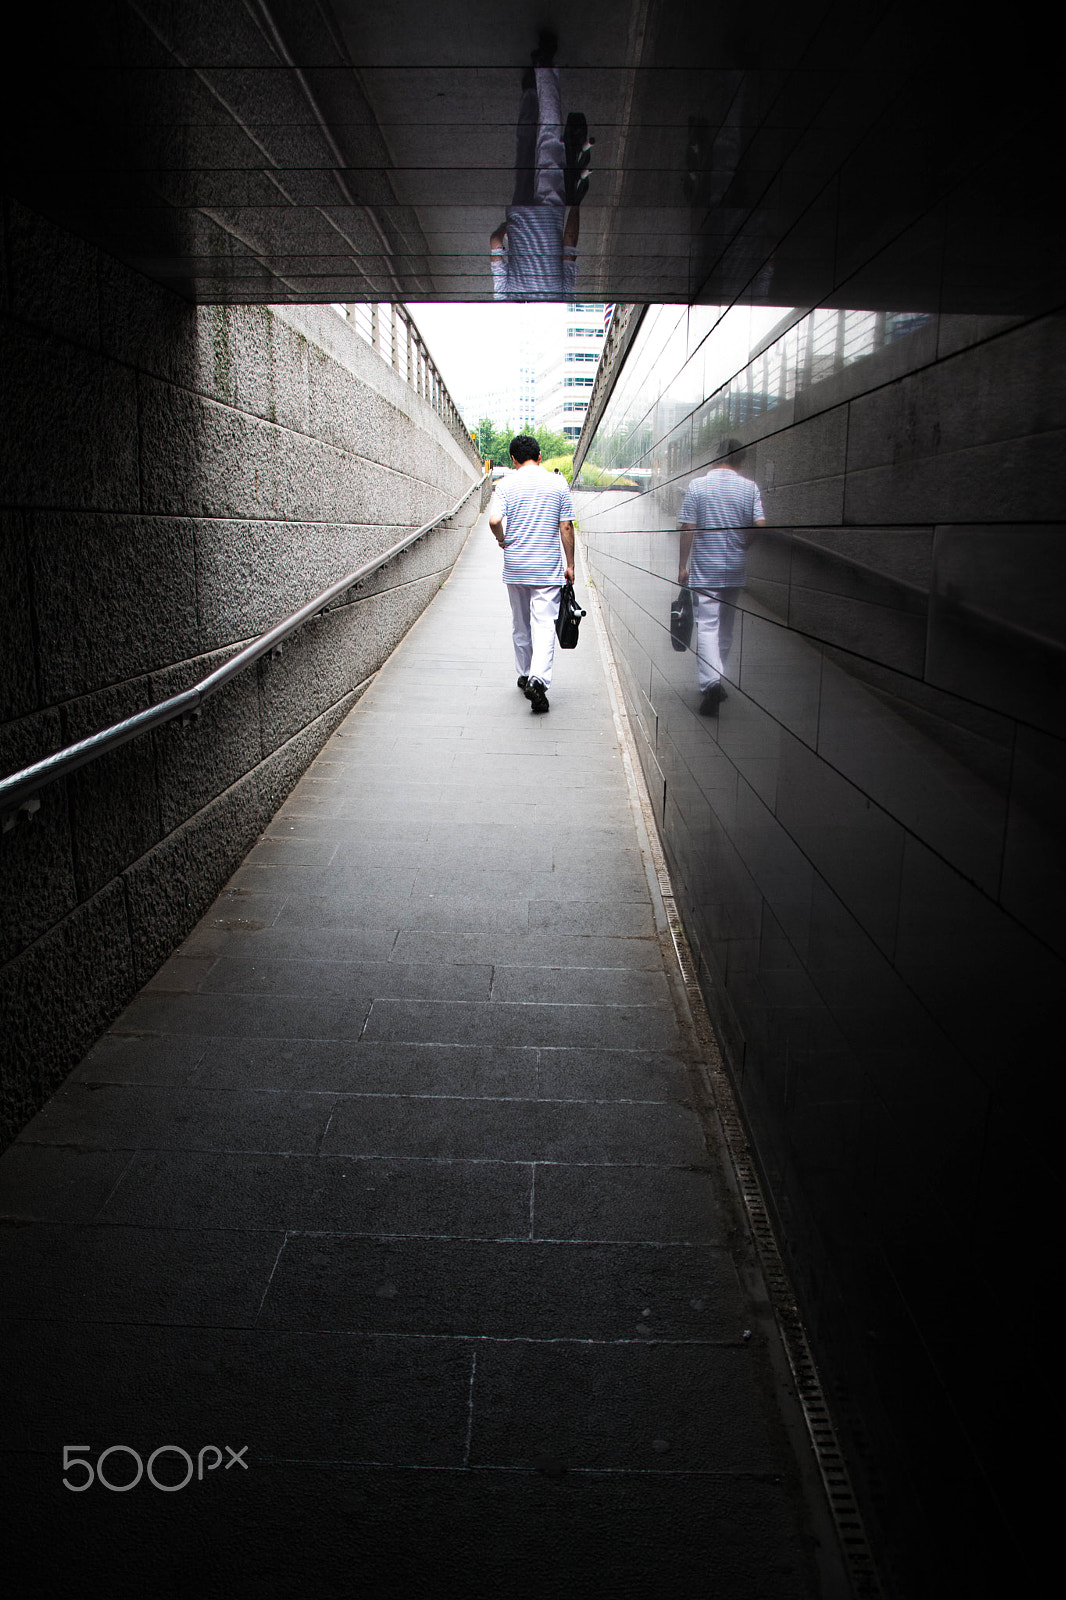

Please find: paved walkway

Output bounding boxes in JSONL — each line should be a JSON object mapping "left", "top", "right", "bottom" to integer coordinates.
{"left": 1, "top": 513, "right": 841, "bottom": 1597}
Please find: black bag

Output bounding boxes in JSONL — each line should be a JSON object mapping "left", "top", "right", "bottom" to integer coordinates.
{"left": 555, "top": 581, "right": 586, "bottom": 649}
{"left": 670, "top": 586, "right": 693, "bottom": 651}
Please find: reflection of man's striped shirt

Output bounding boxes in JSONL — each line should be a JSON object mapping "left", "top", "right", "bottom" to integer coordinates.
{"left": 679, "top": 469, "right": 764, "bottom": 588}
{"left": 492, "top": 206, "right": 578, "bottom": 301}
{"left": 489, "top": 466, "right": 574, "bottom": 585}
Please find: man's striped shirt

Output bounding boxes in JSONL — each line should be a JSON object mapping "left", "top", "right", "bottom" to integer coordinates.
{"left": 489, "top": 466, "right": 574, "bottom": 585}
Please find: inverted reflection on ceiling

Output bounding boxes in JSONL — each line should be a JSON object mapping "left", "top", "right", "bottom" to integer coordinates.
{"left": 1, "top": 0, "right": 1054, "bottom": 312}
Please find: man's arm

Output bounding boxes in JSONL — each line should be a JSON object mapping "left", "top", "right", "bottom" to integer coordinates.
{"left": 560, "top": 519, "right": 575, "bottom": 584}
{"left": 678, "top": 523, "right": 695, "bottom": 584}
{"left": 740, "top": 517, "right": 766, "bottom": 550}
{"left": 489, "top": 511, "right": 506, "bottom": 550}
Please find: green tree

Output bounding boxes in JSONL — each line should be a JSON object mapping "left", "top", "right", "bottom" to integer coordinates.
{"left": 476, "top": 418, "right": 573, "bottom": 469}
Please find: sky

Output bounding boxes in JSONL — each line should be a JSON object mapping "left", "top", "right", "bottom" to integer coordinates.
{"left": 406, "top": 300, "right": 793, "bottom": 436}
{"left": 405, "top": 302, "right": 568, "bottom": 423}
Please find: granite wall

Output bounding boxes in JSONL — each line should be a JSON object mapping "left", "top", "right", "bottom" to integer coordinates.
{"left": 0, "top": 199, "right": 483, "bottom": 1148}
{"left": 575, "top": 301, "right": 1064, "bottom": 1597}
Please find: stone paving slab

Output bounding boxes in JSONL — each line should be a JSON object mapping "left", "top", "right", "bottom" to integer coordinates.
{"left": 0, "top": 512, "right": 840, "bottom": 1596}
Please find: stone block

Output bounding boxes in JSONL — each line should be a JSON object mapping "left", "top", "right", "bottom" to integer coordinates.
{"left": 847, "top": 312, "right": 1066, "bottom": 474}
{"left": 62, "top": 677, "right": 161, "bottom": 901}
{"left": 0, "top": 878, "right": 134, "bottom": 1145}
{"left": 775, "top": 730, "right": 905, "bottom": 956}
{"left": 816, "top": 651, "right": 1010, "bottom": 897}
{"left": 1000, "top": 724, "right": 1066, "bottom": 959}
{"left": 0, "top": 322, "right": 139, "bottom": 512}
{"left": 758, "top": 414, "right": 849, "bottom": 507}
{"left": 845, "top": 427, "right": 1066, "bottom": 525}
{"left": 4, "top": 200, "right": 100, "bottom": 349}
{"left": 258, "top": 575, "right": 440, "bottom": 753}
{"left": 792, "top": 525, "right": 934, "bottom": 591}
{"left": 894, "top": 834, "right": 1062, "bottom": 1078}
{"left": 787, "top": 575, "right": 928, "bottom": 677}
{"left": 124, "top": 690, "right": 357, "bottom": 987}
{"left": 150, "top": 654, "right": 263, "bottom": 835}
{"left": 0, "top": 512, "right": 37, "bottom": 721}
{"left": 935, "top": 312, "right": 1029, "bottom": 361}
{"left": 791, "top": 318, "right": 939, "bottom": 424}
{"left": 927, "top": 522, "right": 1066, "bottom": 736}
{"left": 98, "top": 251, "right": 200, "bottom": 389}
{"left": 0, "top": 709, "right": 77, "bottom": 963}
{"left": 28, "top": 513, "right": 199, "bottom": 701}
{"left": 191, "top": 509, "right": 473, "bottom": 654}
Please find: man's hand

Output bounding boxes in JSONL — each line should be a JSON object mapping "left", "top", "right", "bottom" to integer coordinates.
{"left": 565, "top": 562, "right": 575, "bottom": 583}
{"left": 489, "top": 517, "right": 506, "bottom": 550}
{"left": 678, "top": 564, "right": 689, "bottom": 585}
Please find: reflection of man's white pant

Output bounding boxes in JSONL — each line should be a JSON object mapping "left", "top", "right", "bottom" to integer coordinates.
{"left": 509, "top": 584, "right": 561, "bottom": 687}
{"left": 693, "top": 588, "right": 740, "bottom": 689}
{"left": 532, "top": 66, "right": 566, "bottom": 204}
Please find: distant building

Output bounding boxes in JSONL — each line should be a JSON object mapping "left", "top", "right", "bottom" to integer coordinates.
{"left": 535, "top": 303, "right": 607, "bottom": 441}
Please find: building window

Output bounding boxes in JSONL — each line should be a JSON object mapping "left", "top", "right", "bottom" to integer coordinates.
{"left": 565, "top": 351, "right": 599, "bottom": 363}
{"left": 563, "top": 400, "right": 588, "bottom": 412}
{"left": 566, "top": 327, "right": 604, "bottom": 338}
{"left": 564, "top": 376, "right": 595, "bottom": 387}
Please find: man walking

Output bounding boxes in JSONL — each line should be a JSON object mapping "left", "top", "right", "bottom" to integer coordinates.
{"left": 488, "top": 435, "right": 575, "bottom": 714}
{"left": 678, "top": 439, "right": 765, "bottom": 715}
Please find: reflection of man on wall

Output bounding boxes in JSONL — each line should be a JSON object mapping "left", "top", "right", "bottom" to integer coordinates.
{"left": 678, "top": 439, "right": 765, "bottom": 715}
{"left": 490, "top": 34, "right": 590, "bottom": 301}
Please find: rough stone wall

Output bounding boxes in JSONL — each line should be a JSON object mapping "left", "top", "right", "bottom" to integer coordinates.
{"left": 576, "top": 303, "right": 1065, "bottom": 1595}
{"left": 0, "top": 199, "right": 482, "bottom": 1147}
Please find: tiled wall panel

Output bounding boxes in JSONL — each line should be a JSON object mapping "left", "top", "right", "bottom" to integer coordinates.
{"left": 577, "top": 301, "right": 1063, "bottom": 1596}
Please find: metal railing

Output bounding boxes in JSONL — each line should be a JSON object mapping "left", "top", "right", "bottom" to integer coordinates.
{"left": 346, "top": 303, "right": 479, "bottom": 464}
{"left": 1, "top": 479, "right": 486, "bottom": 831}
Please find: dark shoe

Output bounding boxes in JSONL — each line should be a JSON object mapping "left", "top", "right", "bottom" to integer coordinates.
{"left": 527, "top": 678, "right": 550, "bottom": 714}
{"left": 531, "top": 30, "right": 557, "bottom": 67}
{"left": 517, "top": 675, "right": 529, "bottom": 691}
{"left": 699, "top": 683, "right": 724, "bottom": 716}
{"left": 564, "top": 112, "right": 592, "bottom": 204}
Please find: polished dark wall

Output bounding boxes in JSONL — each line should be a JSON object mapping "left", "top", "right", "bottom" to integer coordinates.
{"left": 0, "top": 200, "right": 481, "bottom": 1148}
{"left": 576, "top": 301, "right": 1063, "bottom": 1595}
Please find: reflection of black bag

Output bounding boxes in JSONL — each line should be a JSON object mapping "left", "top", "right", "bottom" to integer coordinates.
{"left": 555, "top": 581, "right": 586, "bottom": 649}
{"left": 670, "top": 587, "right": 693, "bottom": 651}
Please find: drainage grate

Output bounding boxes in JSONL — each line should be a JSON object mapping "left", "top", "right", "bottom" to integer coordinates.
{"left": 662, "top": 895, "right": 884, "bottom": 1600}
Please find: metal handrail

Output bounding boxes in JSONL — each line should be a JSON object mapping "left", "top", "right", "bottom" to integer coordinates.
{"left": 1, "top": 479, "right": 484, "bottom": 828}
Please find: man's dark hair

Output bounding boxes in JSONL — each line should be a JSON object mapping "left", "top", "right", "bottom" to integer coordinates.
{"left": 717, "top": 436, "right": 746, "bottom": 464}
{"left": 509, "top": 435, "right": 541, "bottom": 464}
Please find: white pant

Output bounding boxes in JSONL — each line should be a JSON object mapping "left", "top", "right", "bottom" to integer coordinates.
{"left": 533, "top": 67, "right": 566, "bottom": 205}
{"left": 508, "top": 584, "right": 561, "bottom": 687}
{"left": 693, "top": 588, "right": 739, "bottom": 690}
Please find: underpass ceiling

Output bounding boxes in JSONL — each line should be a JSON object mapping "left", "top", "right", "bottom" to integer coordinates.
{"left": 2, "top": 0, "right": 1056, "bottom": 313}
